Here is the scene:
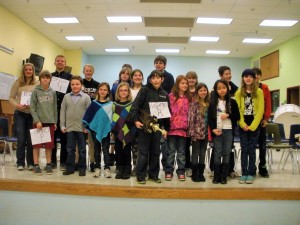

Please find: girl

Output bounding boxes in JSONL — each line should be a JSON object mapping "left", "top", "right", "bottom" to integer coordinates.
{"left": 165, "top": 75, "right": 190, "bottom": 181}
{"left": 235, "top": 69, "right": 264, "bottom": 184}
{"left": 130, "top": 69, "right": 144, "bottom": 176}
{"left": 112, "top": 82, "right": 135, "bottom": 179}
{"left": 83, "top": 82, "right": 113, "bottom": 178}
{"left": 111, "top": 67, "right": 132, "bottom": 101}
{"left": 208, "top": 80, "right": 240, "bottom": 184}
{"left": 9, "top": 63, "right": 38, "bottom": 171}
{"left": 188, "top": 83, "right": 210, "bottom": 182}
{"left": 186, "top": 71, "right": 198, "bottom": 100}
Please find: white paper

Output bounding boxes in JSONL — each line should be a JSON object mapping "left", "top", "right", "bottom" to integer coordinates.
{"left": 20, "top": 91, "right": 32, "bottom": 105}
{"left": 149, "top": 102, "right": 171, "bottom": 119}
{"left": 50, "top": 77, "right": 69, "bottom": 93}
{"left": 30, "top": 127, "right": 51, "bottom": 145}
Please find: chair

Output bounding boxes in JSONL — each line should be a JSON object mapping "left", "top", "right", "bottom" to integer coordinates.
{"left": 265, "top": 123, "right": 293, "bottom": 173}
{"left": 274, "top": 123, "right": 289, "bottom": 144}
{"left": 0, "top": 117, "right": 16, "bottom": 164}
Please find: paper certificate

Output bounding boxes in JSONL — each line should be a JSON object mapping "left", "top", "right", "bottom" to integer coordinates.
{"left": 20, "top": 91, "right": 32, "bottom": 105}
{"left": 50, "top": 77, "right": 70, "bottom": 93}
{"left": 149, "top": 102, "right": 171, "bottom": 119}
{"left": 30, "top": 127, "right": 51, "bottom": 145}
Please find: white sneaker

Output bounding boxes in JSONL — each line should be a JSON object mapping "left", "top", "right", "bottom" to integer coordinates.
{"left": 209, "top": 171, "right": 214, "bottom": 179}
{"left": 104, "top": 169, "right": 112, "bottom": 178}
{"left": 17, "top": 165, "right": 24, "bottom": 171}
{"left": 185, "top": 168, "right": 192, "bottom": 177}
{"left": 93, "top": 168, "right": 101, "bottom": 178}
{"left": 28, "top": 165, "right": 34, "bottom": 171}
{"left": 230, "top": 171, "right": 241, "bottom": 179}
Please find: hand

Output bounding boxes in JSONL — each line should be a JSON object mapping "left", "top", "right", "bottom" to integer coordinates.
{"left": 36, "top": 122, "right": 42, "bottom": 129}
{"left": 213, "top": 129, "right": 222, "bottom": 136}
{"left": 221, "top": 113, "right": 229, "bottom": 120}
{"left": 83, "top": 128, "right": 88, "bottom": 133}
{"left": 261, "top": 120, "right": 267, "bottom": 127}
{"left": 162, "top": 131, "right": 168, "bottom": 139}
{"left": 16, "top": 104, "right": 26, "bottom": 110}
{"left": 54, "top": 124, "right": 57, "bottom": 130}
{"left": 135, "top": 121, "right": 143, "bottom": 129}
{"left": 243, "top": 125, "right": 249, "bottom": 131}
{"left": 61, "top": 128, "right": 66, "bottom": 133}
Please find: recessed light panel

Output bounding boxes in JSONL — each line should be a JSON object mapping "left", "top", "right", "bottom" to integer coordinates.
{"left": 65, "top": 36, "right": 94, "bottom": 41}
{"left": 196, "top": 17, "right": 232, "bottom": 25}
{"left": 260, "top": 20, "right": 298, "bottom": 27}
{"left": 206, "top": 50, "right": 230, "bottom": 54}
{"left": 190, "top": 36, "right": 219, "bottom": 42}
{"left": 156, "top": 49, "right": 180, "bottom": 53}
{"left": 242, "top": 38, "right": 272, "bottom": 43}
{"left": 117, "top": 36, "right": 146, "bottom": 40}
{"left": 105, "top": 49, "right": 130, "bottom": 52}
{"left": 44, "top": 17, "right": 79, "bottom": 24}
{"left": 106, "top": 16, "right": 142, "bottom": 23}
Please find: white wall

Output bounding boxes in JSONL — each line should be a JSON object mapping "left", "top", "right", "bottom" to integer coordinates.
{"left": 83, "top": 55, "right": 250, "bottom": 90}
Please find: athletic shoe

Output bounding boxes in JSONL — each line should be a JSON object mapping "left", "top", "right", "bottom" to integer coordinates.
{"left": 148, "top": 177, "right": 161, "bottom": 183}
{"left": 165, "top": 173, "right": 173, "bottom": 181}
{"left": 93, "top": 168, "right": 101, "bottom": 178}
{"left": 79, "top": 170, "right": 86, "bottom": 176}
{"left": 209, "top": 171, "right": 214, "bottom": 179}
{"left": 239, "top": 175, "right": 247, "bottom": 184}
{"left": 185, "top": 168, "right": 192, "bottom": 177}
{"left": 34, "top": 165, "right": 42, "bottom": 175}
{"left": 46, "top": 165, "right": 53, "bottom": 175}
{"left": 245, "top": 175, "right": 254, "bottom": 184}
{"left": 178, "top": 174, "right": 186, "bottom": 181}
{"left": 104, "top": 169, "right": 112, "bottom": 178}
{"left": 137, "top": 178, "right": 146, "bottom": 184}
{"left": 17, "top": 165, "right": 24, "bottom": 171}
{"left": 28, "top": 165, "right": 34, "bottom": 171}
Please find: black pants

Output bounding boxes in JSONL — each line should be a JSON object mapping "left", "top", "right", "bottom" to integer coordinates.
{"left": 257, "top": 125, "right": 267, "bottom": 167}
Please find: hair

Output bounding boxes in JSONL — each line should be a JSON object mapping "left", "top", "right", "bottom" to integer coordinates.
{"left": 83, "top": 64, "right": 95, "bottom": 73}
{"left": 211, "top": 79, "right": 232, "bottom": 114}
{"left": 122, "top": 64, "right": 132, "bottom": 70}
{"left": 54, "top": 55, "right": 66, "bottom": 63}
{"left": 130, "top": 69, "right": 144, "bottom": 87}
{"left": 115, "top": 82, "right": 132, "bottom": 102}
{"left": 70, "top": 75, "right": 83, "bottom": 84}
{"left": 171, "top": 75, "right": 190, "bottom": 102}
{"left": 194, "top": 82, "right": 210, "bottom": 116}
{"left": 252, "top": 67, "right": 262, "bottom": 76}
{"left": 186, "top": 71, "right": 198, "bottom": 82}
{"left": 95, "top": 82, "right": 111, "bottom": 101}
{"left": 39, "top": 70, "right": 52, "bottom": 81}
{"left": 154, "top": 55, "right": 167, "bottom": 65}
{"left": 118, "top": 67, "right": 132, "bottom": 82}
{"left": 240, "top": 75, "right": 259, "bottom": 98}
{"left": 18, "top": 63, "right": 36, "bottom": 87}
{"left": 218, "top": 66, "right": 231, "bottom": 76}
{"left": 149, "top": 70, "right": 163, "bottom": 79}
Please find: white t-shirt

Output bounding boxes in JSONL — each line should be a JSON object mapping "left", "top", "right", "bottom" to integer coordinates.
{"left": 217, "top": 99, "right": 232, "bottom": 130}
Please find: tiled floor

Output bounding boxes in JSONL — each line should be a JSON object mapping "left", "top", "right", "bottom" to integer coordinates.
{"left": 1, "top": 147, "right": 299, "bottom": 189}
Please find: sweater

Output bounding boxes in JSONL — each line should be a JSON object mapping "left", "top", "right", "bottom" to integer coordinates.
{"left": 259, "top": 83, "right": 272, "bottom": 121}
{"left": 188, "top": 101, "right": 207, "bottom": 141}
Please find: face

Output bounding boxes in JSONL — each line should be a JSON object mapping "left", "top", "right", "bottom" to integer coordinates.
{"left": 198, "top": 86, "right": 208, "bottom": 100}
{"left": 98, "top": 85, "right": 109, "bottom": 100}
{"left": 118, "top": 86, "right": 129, "bottom": 101}
{"left": 54, "top": 57, "right": 66, "bottom": 71}
{"left": 24, "top": 65, "right": 34, "bottom": 79}
{"left": 187, "top": 77, "right": 197, "bottom": 88}
{"left": 150, "top": 75, "right": 163, "bottom": 90}
{"left": 83, "top": 66, "right": 94, "bottom": 80}
{"left": 216, "top": 82, "right": 228, "bottom": 99}
{"left": 243, "top": 75, "right": 254, "bottom": 86}
{"left": 154, "top": 61, "right": 165, "bottom": 72}
{"left": 178, "top": 79, "right": 188, "bottom": 93}
{"left": 120, "top": 71, "right": 130, "bottom": 82}
{"left": 220, "top": 69, "right": 232, "bottom": 82}
{"left": 132, "top": 72, "right": 143, "bottom": 85}
{"left": 255, "top": 74, "right": 261, "bottom": 83}
{"left": 40, "top": 76, "right": 51, "bottom": 87}
{"left": 70, "top": 79, "right": 82, "bottom": 94}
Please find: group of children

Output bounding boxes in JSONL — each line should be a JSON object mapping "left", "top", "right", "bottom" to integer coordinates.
{"left": 9, "top": 54, "right": 270, "bottom": 185}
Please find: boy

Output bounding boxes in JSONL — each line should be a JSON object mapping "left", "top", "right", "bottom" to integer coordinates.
{"left": 129, "top": 70, "right": 170, "bottom": 184}
{"left": 30, "top": 70, "right": 57, "bottom": 175}
{"left": 60, "top": 76, "right": 91, "bottom": 176}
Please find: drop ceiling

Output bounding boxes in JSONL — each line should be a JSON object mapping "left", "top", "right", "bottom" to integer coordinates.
{"left": 1, "top": 0, "right": 300, "bottom": 57}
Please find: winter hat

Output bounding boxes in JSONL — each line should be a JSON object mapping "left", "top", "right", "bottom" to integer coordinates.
{"left": 242, "top": 69, "right": 256, "bottom": 78}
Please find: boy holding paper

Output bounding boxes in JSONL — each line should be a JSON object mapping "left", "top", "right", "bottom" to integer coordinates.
{"left": 30, "top": 70, "right": 57, "bottom": 175}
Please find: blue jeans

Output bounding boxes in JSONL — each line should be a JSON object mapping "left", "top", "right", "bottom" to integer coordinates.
{"left": 166, "top": 135, "right": 186, "bottom": 175}
{"left": 92, "top": 131, "right": 110, "bottom": 169}
{"left": 240, "top": 127, "right": 260, "bottom": 176}
{"left": 66, "top": 131, "right": 86, "bottom": 172}
{"left": 213, "top": 129, "right": 233, "bottom": 165}
{"left": 14, "top": 110, "right": 33, "bottom": 167}
{"left": 191, "top": 139, "right": 208, "bottom": 165}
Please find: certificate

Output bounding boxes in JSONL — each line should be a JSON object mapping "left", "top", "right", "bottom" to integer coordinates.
{"left": 20, "top": 91, "right": 32, "bottom": 105}
{"left": 30, "top": 127, "right": 51, "bottom": 145}
{"left": 149, "top": 102, "right": 171, "bottom": 119}
{"left": 50, "top": 77, "right": 70, "bottom": 93}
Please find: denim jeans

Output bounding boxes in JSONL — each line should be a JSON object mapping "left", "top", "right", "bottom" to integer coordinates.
{"left": 92, "top": 131, "right": 110, "bottom": 169}
{"left": 185, "top": 137, "right": 192, "bottom": 168}
{"left": 213, "top": 129, "right": 233, "bottom": 165}
{"left": 166, "top": 135, "right": 186, "bottom": 175}
{"left": 240, "top": 127, "right": 260, "bottom": 176}
{"left": 66, "top": 131, "right": 86, "bottom": 172}
{"left": 257, "top": 125, "right": 267, "bottom": 167}
{"left": 160, "top": 139, "right": 168, "bottom": 169}
{"left": 14, "top": 110, "right": 33, "bottom": 167}
{"left": 191, "top": 139, "right": 208, "bottom": 165}
{"left": 136, "top": 130, "right": 161, "bottom": 179}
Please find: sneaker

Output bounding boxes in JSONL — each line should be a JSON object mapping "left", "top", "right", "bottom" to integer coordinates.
{"left": 28, "top": 165, "right": 34, "bottom": 171}
{"left": 63, "top": 170, "right": 74, "bottom": 175}
{"left": 50, "top": 162, "right": 57, "bottom": 169}
{"left": 93, "top": 168, "right": 101, "bottom": 178}
{"left": 137, "top": 178, "right": 146, "bottom": 184}
{"left": 104, "top": 169, "right": 112, "bottom": 178}
{"left": 46, "top": 165, "right": 53, "bottom": 175}
{"left": 165, "top": 173, "right": 173, "bottom": 181}
{"left": 178, "top": 174, "right": 186, "bottom": 181}
{"left": 239, "top": 175, "right": 247, "bottom": 184}
{"left": 259, "top": 166, "right": 269, "bottom": 178}
{"left": 60, "top": 164, "right": 66, "bottom": 171}
{"left": 79, "top": 170, "right": 86, "bottom": 176}
{"left": 230, "top": 171, "right": 241, "bottom": 179}
{"left": 246, "top": 175, "right": 254, "bottom": 184}
{"left": 209, "top": 171, "right": 214, "bottom": 179}
{"left": 185, "top": 168, "right": 192, "bottom": 177}
{"left": 34, "top": 165, "right": 42, "bottom": 175}
{"left": 17, "top": 165, "right": 24, "bottom": 171}
{"left": 148, "top": 177, "right": 161, "bottom": 183}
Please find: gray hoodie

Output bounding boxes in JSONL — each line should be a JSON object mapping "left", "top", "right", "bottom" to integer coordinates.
{"left": 30, "top": 85, "right": 57, "bottom": 124}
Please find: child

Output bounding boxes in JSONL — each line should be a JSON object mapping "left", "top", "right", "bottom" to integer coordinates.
{"left": 188, "top": 83, "right": 210, "bottom": 182}
{"left": 9, "top": 63, "right": 38, "bottom": 171}
{"left": 30, "top": 70, "right": 57, "bottom": 175}
{"left": 165, "top": 75, "right": 189, "bottom": 181}
{"left": 235, "top": 69, "right": 264, "bottom": 184}
{"left": 60, "top": 76, "right": 91, "bottom": 176}
{"left": 208, "top": 80, "right": 240, "bottom": 184}
{"left": 130, "top": 69, "right": 144, "bottom": 176}
{"left": 83, "top": 82, "right": 113, "bottom": 178}
{"left": 129, "top": 70, "right": 170, "bottom": 184}
{"left": 186, "top": 71, "right": 198, "bottom": 100}
{"left": 111, "top": 67, "right": 132, "bottom": 101}
{"left": 112, "top": 82, "right": 135, "bottom": 180}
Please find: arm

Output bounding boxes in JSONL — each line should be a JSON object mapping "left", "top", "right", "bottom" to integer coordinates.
{"left": 249, "top": 89, "right": 265, "bottom": 131}
{"left": 262, "top": 84, "right": 272, "bottom": 126}
{"left": 30, "top": 90, "right": 40, "bottom": 124}
{"left": 9, "top": 80, "right": 26, "bottom": 110}
{"left": 235, "top": 90, "right": 247, "bottom": 130}
{"left": 60, "top": 96, "right": 67, "bottom": 133}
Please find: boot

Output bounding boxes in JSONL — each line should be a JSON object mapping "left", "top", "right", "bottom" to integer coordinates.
{"left": 258, "top": 165, "right": 269, "bottom": 178}
{"left": 115, "top": 165, "right": 124, "bottom": 179}
{"left": 212, "top": 164, "right": 221, "bottom": 184}
{"left": 198, "top": 164, "right": 206, "bottom": 182}
{"left": 122, "top": 165, "right": 131, "bottom": 180}
{"left": 191, "top": 164, "right": 200, "bottom": 182}
{"left": 220, "top": 163, "right": 229, "bottom": 184}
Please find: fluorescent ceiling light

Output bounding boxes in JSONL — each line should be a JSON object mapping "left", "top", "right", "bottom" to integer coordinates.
{"left": 206, "top": 50, "right": 230, "bottom": 54}
{"left": 65, "top": 36, "right": 94, "bottom": 41}
{"left": 117, "top": 36, "right": 146, "bottom": 40}
{"left": 105, "top": 48, "right": 130, "bottom": 52}
{"left": 242, "top": 38, "right": 272, "bottom": 43}
{"left": 156, "top": 49, "right": 180, "bottom": 53}
{"left": 106, "top": 16, "right": 142, "bottom": 23}
{"left": 260, "top": 20, "right": 298, "bottom": 27}
{"left": 190, "top": 36, "right": 219, "bottom": 42}
{"left": 196, "top": 17, "right": 232, "bottom": 25}
{"left": 44, "top": 17, "right": 79, "bottom": 24}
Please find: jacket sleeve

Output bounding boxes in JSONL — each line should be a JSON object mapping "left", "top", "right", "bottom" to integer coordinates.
{"left": 229, "top": 98, "right": 240, "bottom": 126}
{"left": 60, "top": 96, "right": 67, "bottom": 129}
{"left": 262, "top": 84, "right": 272, "bottom": 121}
{"left": 235, "top": 89, "right": 247, "bottom": 129}
{"left": 249, "top": 89, "right": 264, "bottom": 131}
{"left": 8, "top": 80, "right": 19, "bottom": 107}
{"left": 207, "top": 103, "right": 216, "bottom": 131}
{"left": 128, "top": 87, "right": 145, "bottom": 123}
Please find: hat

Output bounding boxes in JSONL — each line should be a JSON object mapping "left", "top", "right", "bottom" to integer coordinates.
{"left": 242, "top": 69, "right": 256, "bottom": 78}
{"left": 149, "top": 70, "right": 163, "bottom": 78}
